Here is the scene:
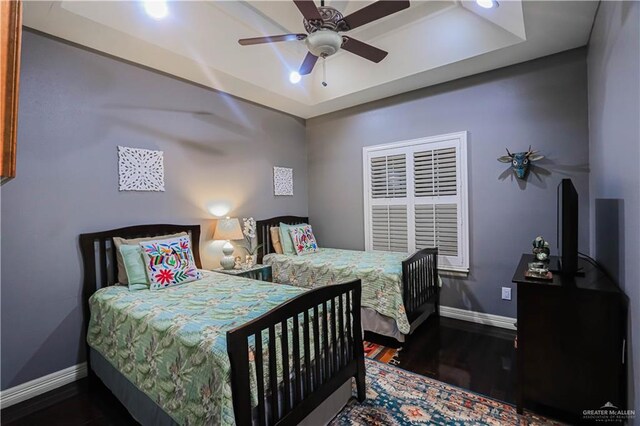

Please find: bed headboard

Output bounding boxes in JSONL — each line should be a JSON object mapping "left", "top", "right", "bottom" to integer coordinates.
{"left": 256, "top": 216, "right": 308, "bottom": 263}
{"left": 79, "top": 224, "right": 202, "bottom": 293}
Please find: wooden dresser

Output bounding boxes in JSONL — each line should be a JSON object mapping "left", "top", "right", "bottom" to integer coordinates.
{"left": 512, "top": 254, "right": 627, "bottom": 423}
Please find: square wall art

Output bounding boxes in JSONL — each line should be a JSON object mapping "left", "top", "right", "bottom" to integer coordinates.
{"left": 118, "top": 146, "right": 165, "bottom": 191}
{"left": 273, "top": 166, "right": 293, "bottom": 196}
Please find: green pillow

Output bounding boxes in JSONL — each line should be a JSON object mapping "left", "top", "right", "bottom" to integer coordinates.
{"left": 119, "top": 245, "right": 149, "bottom": 290}
{"left": 279, "top": 222, "right": 308, "bottom": 255}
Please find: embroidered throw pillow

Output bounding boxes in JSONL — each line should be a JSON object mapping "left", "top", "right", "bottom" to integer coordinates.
{"left": 289, "top": 225, "right": 318, "bottom": 255}
{"left": 113, "top": 232, "right": 188, "bottom": 285}
{"left": 139, "top": 235, "right": 201, "bottom": 290}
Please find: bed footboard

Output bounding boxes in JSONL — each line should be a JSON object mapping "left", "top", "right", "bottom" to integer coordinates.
{"left": 227, "top": 280, "right": 365, "bottom": 426}
{"left": 402, "top": 248, "right": 440, "bottom": 333}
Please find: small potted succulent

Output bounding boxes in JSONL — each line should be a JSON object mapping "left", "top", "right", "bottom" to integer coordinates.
{"left": 532, "top": 236, "right": 550, "bottom": 262}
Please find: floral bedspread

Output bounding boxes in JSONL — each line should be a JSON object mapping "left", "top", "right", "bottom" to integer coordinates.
{"left": 87, "top": 270, "right": 306, "bottom": 426}
{"left": 264, "top": 248, "right": 412, "bottom": 334}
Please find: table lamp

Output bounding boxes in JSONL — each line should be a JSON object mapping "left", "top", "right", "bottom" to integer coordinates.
{"left": 213, "top": 217, "right": 244, "bottom": 270}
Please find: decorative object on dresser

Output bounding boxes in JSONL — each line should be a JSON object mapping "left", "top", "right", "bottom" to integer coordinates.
{"left": 497, "top": 146, "right": 544, "bottom": 179}
{"left": 117, "top": 146, "right": 165, "bottom": 191}
{"left": 526, "top": 236, "right": 553, "bottom": 279}
{"left": 512, "top": 253, "right": 628, "bottom": 423}
{"left": 240, "top": 217, "right": 262, "bottom": 267}
{"left": 1, "top": 0, "right": 21, "bottom": 183}
{"left": 531, "top": 235, "right": 550, "bottom": 262}
{"left": 213, "top": 217, "right": 244, "bottom": 270}
{"left": 273, "top": 166, "right": 294, "bottom": 196}
{"left": 525, "top": 261, "right": 552, "bottom": 280}
{"left": 213, "top": 264, "right": 272, "bottom": 282}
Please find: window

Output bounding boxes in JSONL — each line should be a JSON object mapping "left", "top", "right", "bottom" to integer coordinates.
{"left": 363, "top": 132, "right": 469, "bottom": 273}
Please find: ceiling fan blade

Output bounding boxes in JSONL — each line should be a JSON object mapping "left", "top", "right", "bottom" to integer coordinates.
{"left": 341, "top": 37, "right": 388, "bottom": 63}
{"left": 238, "top": 34, "right": 306, "bottom": 46}
{"left": 293, "top": 0, "right": 322, "bottom": 21}
{"left": 341, "top": 1, "right": 410, "bottom": 30}
{"left": 299, "top": 52, "right": 319, "bottom": 75}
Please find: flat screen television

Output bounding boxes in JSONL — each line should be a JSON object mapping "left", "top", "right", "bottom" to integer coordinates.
{"left": 557, "top": 178, "right": 579, "bottom": 276}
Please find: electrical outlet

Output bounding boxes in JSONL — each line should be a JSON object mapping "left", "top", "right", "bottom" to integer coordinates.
{"left": 501, "top": 287, "right": 512, "bottom": 301}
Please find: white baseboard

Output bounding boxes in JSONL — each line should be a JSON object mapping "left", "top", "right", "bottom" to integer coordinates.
{"left": 0, "top": 363, "right": 87, "bottom": 409}
{"left": 440, "top": 306, "right": 517, "bottom": 330}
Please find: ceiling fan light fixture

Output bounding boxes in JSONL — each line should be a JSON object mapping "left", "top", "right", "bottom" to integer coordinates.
{"left": 289, "top": 71, "right": 302, "bottom": 84}
{"left": 143, "top": 0, "right": 169, "bottom": 20}
{"left": 305, "top": 30, "right": 343, "bottom": 58}
{"left": 476, "top": 0, "right": 499, "bottom": 9}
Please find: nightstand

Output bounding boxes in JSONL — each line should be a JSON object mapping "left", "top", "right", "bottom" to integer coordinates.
{"left": 213, "top": 264, "right": 272, "bottom": 282}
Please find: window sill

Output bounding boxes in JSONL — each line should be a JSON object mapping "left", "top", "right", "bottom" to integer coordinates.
{"left": 438, "top": 268, "right": 469, "bottom": 278}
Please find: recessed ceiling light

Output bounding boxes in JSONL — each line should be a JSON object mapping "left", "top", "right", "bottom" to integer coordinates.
{"left": 289, "top": 71, "right": 302, "bottom": 84}
{"left": 144, "top": 0, "right": 169, "bottom": 20}
{"left": 476, "top": 0, "right": 499, "bottom": 9}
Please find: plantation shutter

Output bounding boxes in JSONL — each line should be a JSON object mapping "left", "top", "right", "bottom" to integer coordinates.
{"left": 414, "top": 147, "right": 457, "bottom": 197}
{"left": 413, "top": 145, "right": 461, "bottom": 262}
{"left": 368, "top": 153, "right": 408, "bottom": 253}
{"left": 364, "top": 133, "right": 469, "bottom": 272}
{"left": 370, "top": 154, "right": 406, "bottom": 199}
{"left": 415, "top": 204, "right": 458, "bottom": 256}
{"left": 371, "top": 205, "right": 408, "bottom": 252}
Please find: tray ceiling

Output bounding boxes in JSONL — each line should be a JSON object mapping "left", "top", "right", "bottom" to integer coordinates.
{"left": 24, "top": 1, "right": 598, "bottom": 118}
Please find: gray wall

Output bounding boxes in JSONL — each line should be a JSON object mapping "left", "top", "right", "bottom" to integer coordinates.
{"left": 0, "top": 31, "right": 308, "bottom": 390}
{"left": 587, "top": 1, "right": 640, "bottom": 416}
{"left": 307, "top": 49, "right": 590, "bottom": 319}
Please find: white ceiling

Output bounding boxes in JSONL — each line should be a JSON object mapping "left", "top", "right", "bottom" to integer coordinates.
{"left": 24, "top": 1, "right": 598, "bottom": 118}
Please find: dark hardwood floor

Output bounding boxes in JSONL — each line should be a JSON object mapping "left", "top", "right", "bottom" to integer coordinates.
{"left": 367, "top": 316, "right": 517, "bottom": 405}
{"left": 1, "top": 317, "right": 517, "bottom": 426}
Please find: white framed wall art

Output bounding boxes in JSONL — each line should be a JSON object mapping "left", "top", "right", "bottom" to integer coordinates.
{"left": 118, "top": 146, "right": 165, "bottom": 192}
{"left": 273, "top": 166, "right": 293, "bottom": 196}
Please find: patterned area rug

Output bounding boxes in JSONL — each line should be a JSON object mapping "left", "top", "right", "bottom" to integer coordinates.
{"left": 330, "top": 359, "right": 564, "bottom": 426}
{"left": 364, "top": 341, "right": 401, "bottom": 366}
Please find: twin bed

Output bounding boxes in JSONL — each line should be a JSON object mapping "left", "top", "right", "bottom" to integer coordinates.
{"left": 256, "top": 216, "right": 440, "bottom": 342}
{"left": 80, "top": 224, "right": 364, "bottom": 426}
{"left": 80, "top": 219, "right": 439, "bottom": 425}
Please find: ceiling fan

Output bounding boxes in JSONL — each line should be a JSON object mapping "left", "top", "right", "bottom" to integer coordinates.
{"left": 238, "top": 0, "right": 410, "bottom": 76}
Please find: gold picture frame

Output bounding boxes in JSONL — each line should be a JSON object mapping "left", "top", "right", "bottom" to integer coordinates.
{"left": 1, "top": 0, "right": 22, "bottom": 183}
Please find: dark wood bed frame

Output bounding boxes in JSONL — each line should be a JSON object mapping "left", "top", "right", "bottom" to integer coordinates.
{"left": 80, "top": 224, "right": 365, "bottom": 426}
{"left": 227, "top": 280, "right": 365, "bottom": 425}
{"left": 79, "top": 224, "right": 203, "bottom": 383}
{"left": 256, "top": 216, "right": 440, "bottom": 334}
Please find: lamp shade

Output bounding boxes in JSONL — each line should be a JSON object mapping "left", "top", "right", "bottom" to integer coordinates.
{"left": 213, "top": 217, "right": 244, "bottom": 241}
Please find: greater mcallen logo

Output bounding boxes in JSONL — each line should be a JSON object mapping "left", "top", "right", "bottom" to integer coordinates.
{"left": 583, "top": 402, "right": 635, "bottom": 422}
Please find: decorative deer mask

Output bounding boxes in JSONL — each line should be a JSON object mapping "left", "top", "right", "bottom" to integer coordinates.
{"left": 498, "top": 146, "right": 544, "bottom": 179}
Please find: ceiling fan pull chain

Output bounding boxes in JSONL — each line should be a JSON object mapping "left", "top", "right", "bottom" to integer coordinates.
{"left": 322, "top": 57, "right": 328, "bottom": 87}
